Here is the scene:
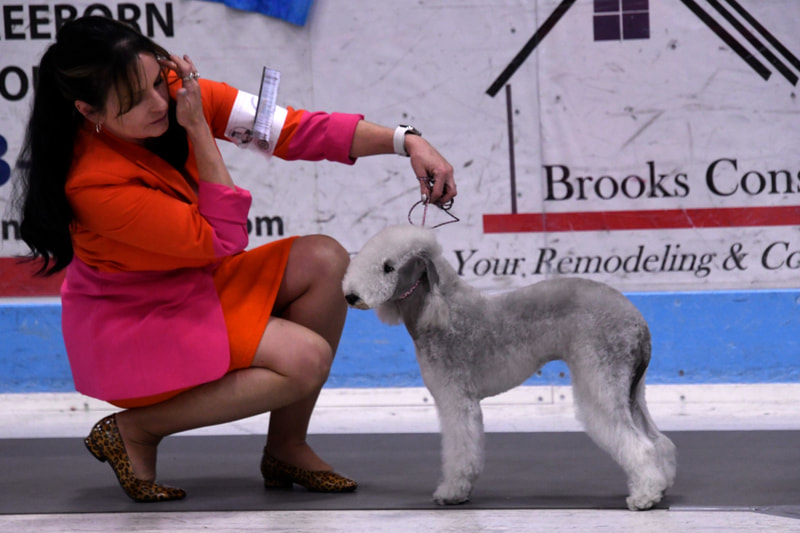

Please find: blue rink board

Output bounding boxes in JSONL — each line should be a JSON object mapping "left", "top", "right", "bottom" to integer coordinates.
{"left": 1, "top": 290, "right": 799, "bottom": 393}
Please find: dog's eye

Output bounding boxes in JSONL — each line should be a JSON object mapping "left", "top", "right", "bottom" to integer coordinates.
{"left": 383, "top": 262, "right": 395, "bottom": 273}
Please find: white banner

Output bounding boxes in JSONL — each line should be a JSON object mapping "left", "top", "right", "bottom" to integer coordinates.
{"left": 1, "top": 0, "right": 799, "bottom": 292}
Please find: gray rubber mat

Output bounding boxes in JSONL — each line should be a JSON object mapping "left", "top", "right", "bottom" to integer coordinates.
{"left": 1, "top": 431, "right": 797, "bottom": 515}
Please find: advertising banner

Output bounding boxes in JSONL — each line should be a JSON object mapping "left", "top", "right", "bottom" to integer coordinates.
{"left": 1, "top": 0, "right": 798, "bottom": 295}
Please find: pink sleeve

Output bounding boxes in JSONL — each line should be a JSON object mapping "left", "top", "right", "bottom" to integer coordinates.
{"left": 275, "top": 110, "right": 364, "bottom": 165}
{"left": 197, "top": 181, "right": 252, "bottom": 257}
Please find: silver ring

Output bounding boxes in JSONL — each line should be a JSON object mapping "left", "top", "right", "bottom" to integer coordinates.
{"left": 182, "top": 71, "right": 200, "bottom": 82}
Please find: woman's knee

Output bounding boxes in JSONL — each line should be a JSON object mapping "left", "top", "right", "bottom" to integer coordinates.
{"left": 292, "top": 234, "right": 350, "bottom": 279}
{"left": 253, "top": 326, "right": 333, "bottom": 393}
{"left": 296, "top": 335, "right": 333, "bottom": 390}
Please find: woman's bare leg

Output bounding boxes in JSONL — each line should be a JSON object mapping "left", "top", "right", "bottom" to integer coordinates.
{"left": 115, "top": 314, "right": 332, "bottom": 480}
{"left": 265, "top": 235, "right": 350, "bottom": 471}
{"left": 115, "top": 234, "right": 350, "bottom": 480}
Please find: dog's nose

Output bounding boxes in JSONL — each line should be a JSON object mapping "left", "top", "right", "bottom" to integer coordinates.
{"left": 345, "top": 293, "right": 361, "bottom": 306}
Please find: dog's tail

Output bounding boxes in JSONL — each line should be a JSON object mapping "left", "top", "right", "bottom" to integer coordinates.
{"left": 629, "top": 325, "right": 651, "bottom": 405}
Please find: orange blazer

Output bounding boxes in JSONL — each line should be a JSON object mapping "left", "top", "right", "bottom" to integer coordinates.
{"left": 61, "top": 76, "right": 362, "bottom": 402}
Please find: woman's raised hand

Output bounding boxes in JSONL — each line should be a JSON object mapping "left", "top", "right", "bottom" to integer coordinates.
{"left": 158, "top": 54, "right": 206, "bottom": 132}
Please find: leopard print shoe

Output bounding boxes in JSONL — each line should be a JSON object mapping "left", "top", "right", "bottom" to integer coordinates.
{"left": 260, "top": 448, "right": 358, "bottom": 492}
{"left": 84, "top": 414, "right": 186, "bottom": 502}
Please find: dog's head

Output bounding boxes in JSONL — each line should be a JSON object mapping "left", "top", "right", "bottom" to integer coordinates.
{"left": 343, "top": 225, "right": 443, "bottom": 325}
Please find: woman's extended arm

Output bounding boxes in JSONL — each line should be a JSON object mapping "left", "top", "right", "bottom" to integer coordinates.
{"left": 349, "top": 120, "right": 457, "bottom": 205}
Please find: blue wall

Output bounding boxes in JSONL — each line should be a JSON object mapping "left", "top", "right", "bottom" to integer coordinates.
{"left": 2, "top": 290, "right": 799, "bottom": 393}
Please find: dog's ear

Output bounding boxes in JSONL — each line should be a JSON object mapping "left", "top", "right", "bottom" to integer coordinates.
{"left": 415, "top": 251, "right": 449, "bottom": 329}
{"left": 391, "top": 255, "right": 429, "bottom": 300}
{"left": 420, "top": 251, "right": 439, "bottom": 288}
{"left": 392, "top": 251, "right": 439, "bottom": 298}
{"left": 376, "top": 301, "right": 403, "bottom": 325}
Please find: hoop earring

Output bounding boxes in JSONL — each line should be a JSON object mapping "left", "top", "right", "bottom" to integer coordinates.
{"left": 95, "top": 122, "right": 102, "bottom": 133}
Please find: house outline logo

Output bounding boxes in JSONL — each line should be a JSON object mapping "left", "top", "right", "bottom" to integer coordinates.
{"left": 482, "top": 0, "right": 800, "bottom": 235}
{"left": 489, "top": 0, "right": 799, "bottom": 96}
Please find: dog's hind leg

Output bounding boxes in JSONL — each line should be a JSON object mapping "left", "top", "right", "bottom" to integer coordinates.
{"left": 571, "top": 363, "right": 671, "bottom": 511}
{"left": 630, "top": 381, "right": 677, "bottom": 489}
{"left": 431, "top": 393, "right": 484, "bottom": 505}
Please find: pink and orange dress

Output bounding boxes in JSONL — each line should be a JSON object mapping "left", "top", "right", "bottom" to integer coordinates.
{"left": 61, "top": 75, "right": 363, "bottom": 407}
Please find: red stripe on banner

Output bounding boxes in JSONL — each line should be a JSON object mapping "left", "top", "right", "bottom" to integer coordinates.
{"left": 483, "top": 205, "right": 800, "bottom": 233}
{"left": 0, "top": 257, "right": 64, "bottom": 297}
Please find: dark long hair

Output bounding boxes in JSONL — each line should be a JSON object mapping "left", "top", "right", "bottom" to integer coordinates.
{"left": 13, "top": 16, "right": 183, "bottom": 275}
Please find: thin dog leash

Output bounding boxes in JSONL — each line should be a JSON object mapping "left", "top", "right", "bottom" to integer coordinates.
{"left": 407, "top": 175, "right": 459, "bottom": 228}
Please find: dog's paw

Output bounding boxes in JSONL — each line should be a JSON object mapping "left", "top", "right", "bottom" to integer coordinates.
{"left": 625, "top": 491, "right": 663, "bottom": 511}
{"left": 433, "top": 483, "right": 471, "bottom": 505}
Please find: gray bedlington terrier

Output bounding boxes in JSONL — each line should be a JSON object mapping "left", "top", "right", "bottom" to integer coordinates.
{"left": 342, "top": 224, "right": 677, "bottom": 511}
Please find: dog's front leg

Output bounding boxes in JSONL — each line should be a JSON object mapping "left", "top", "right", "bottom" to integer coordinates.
{"left": 432, "top": 394, "right": 484, "bottom": 505}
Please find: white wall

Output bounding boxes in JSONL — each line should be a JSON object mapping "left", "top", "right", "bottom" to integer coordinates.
{"left": 2, "top": 0, "right": 798, "bottom": 292}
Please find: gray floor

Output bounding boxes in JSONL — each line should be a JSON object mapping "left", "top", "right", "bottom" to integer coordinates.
{"left": 2, "top": 431, "right": 798, "bottom": 515}
{"left": 2, "top": 385, "right": 799, "bottom": 532}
